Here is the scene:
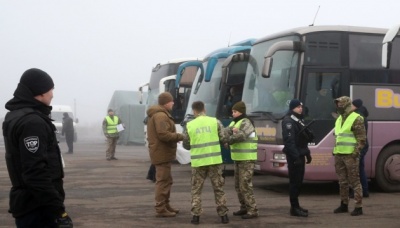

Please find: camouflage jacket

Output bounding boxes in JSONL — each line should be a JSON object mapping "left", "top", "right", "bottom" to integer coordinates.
{"left": 225, "top": 117, "right": 255, "bottom": 145}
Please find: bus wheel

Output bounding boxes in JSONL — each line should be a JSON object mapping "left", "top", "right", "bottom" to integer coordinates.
{"left": 375, "top": 145, "right": 400, "bottom": 192}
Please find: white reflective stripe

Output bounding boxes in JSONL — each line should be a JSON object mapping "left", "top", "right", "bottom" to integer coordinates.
{"left": 231, "top": 149, "right": 258, "bottom": 153}
{"left": 336, "top": 142, "right": 357, "bottom": 146}
{"left": 191, "top": 152, "right": 221, "bottom": 159}
{"left": 338, "top": 133, "right": 354, "bottom": 137}
{"left": 190, "top": 141, "right": 220, "bottom": 149}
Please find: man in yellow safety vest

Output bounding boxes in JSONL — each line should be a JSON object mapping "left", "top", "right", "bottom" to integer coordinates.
{"left": 102, "top": 108, "right": 123, "bottom": 161}
{"left": 333, "top": 96, "right": 366, "bottom": 216}
{"left": 182, "top": 101, "right": 229, "bottom": 225}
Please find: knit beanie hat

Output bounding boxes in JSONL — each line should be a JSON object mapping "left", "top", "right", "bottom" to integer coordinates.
{"left": 20, "top": 68, "right": 54, "bottom": 96}
{"left": 158, "top": 92, "right": 174, "bottom": 105}
{"left": 352, "top": 99, "right": 363, "bottom": 108}
{"left": 289, "top": 99, "right": 302, "bottom": 110}
{"left": 232, "top": 101, "right": 246, "bottom": 114}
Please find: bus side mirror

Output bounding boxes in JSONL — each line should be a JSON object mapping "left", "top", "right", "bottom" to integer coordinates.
{"left": 262, "top": 57, "right": 273, "bottom": 78}
{"left": 382, "top": 42, "right": 392, "bottom": 69}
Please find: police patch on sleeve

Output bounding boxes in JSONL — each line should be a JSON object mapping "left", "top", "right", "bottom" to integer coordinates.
{"left": 285, "top": 123, "right": 292, "bottom": 130}
{"left": 24, "top": 136, "right": 39, "bottom": 153}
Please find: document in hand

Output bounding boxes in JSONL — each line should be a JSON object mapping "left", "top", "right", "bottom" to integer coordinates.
{"left": 117, "top": 124, "right": 125, "bottom": 132}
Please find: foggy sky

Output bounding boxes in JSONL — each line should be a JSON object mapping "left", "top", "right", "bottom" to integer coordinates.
{"left": 1, "top": 0, "right": 398, "bottom": 126}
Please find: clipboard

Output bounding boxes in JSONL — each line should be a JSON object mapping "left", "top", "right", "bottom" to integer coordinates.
{"left": 116, "top": 124, "right": 125, "bottom": 132}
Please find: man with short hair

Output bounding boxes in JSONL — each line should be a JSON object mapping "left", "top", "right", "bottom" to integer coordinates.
{"left": 3, "top": 68, "right": 73, "bottom": 227}
{"left": 102, "top": 109, "right": 122, "bottom": 161}
{"left": 147, "top": 92, "right": 184, "bottom": 217}
{"left": 62, "top": 112, "right": 74, "bottom": 154}
{"left": 333, "top": 96, "right": 366, "bottom": 216}
{"left": 282, "top": 99, "right": 313, "bottom": 217}
{"left": 183, "top": 101, "right": 229, "bottom": 224}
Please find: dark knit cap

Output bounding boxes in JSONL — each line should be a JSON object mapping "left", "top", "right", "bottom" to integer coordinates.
{"left": 158, "top": 92, "right": 174, "bottom": 105}
{"left": 20, "top": 68, "right": 54, "bottom": 96}
{"left": 352, "top": 99, "right": 363, "bottom": 108}
{"left": 108, "top": 109, "right": 114, "bottom": 112}
{"left": 63, "top": 112, "right": 69, "bottom": 117}
{"left": 232, "top": 101, "right": 246, "bottom": 114}
{"left": 289, "top": 99, "right": 303, "bottom": 110}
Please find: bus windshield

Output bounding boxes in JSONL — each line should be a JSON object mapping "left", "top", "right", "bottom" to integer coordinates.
{"left": 147, "top": 63, "right": 181, "bottom": 105}
{"left": 185, "top": 59, "right": 224, "bottom": 116}
{"left": 242, "top": 36, "right": 300, "bottom": 117}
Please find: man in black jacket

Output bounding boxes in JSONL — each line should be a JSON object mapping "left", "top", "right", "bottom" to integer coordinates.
{"left": 2, "top": 68, "right": 73, "bottom": 227}
{"left": 62, "top": 112, "right": 74, "bottom": 153}
{"left": 282, "top": 99, "right": 313, "bottom": 217}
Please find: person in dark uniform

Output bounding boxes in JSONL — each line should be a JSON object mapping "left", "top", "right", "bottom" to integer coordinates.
{"left": 62, "top": 112, "right": 74, "bottom": 154}
{"left": 2, "top": 68, "right": 73, "bottom": 227}
{"left": 281, "top": 99, "right": 313, "bottom": 217}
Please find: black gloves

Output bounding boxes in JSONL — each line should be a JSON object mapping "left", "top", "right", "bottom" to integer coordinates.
{"left": 293, "top": 158, "right": 302, "bottom": 165}
{"left": 306, "top": 154, "right": 312, "bottom": 164}
{"left": 57, "top": 212, "right": 73, "bottom": 228}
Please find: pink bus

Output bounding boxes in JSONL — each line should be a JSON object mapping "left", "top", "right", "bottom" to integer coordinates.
{"left": 223, "top": 25, "right": 400, "bottom": 192}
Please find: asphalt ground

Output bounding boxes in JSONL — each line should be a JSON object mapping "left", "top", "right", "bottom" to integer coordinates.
{"left": 1, "top": 139, "right": 400, "bottom": 228}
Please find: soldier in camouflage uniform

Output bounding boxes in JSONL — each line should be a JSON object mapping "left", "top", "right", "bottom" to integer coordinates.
{"left": 333, "top": 96, "right": 366, "bottom": 216}
{"left": 182, "top": 101, "right": 229, "bottom": 225}
{"left": 224, "top": 101, "right": 259, "bottom": 219}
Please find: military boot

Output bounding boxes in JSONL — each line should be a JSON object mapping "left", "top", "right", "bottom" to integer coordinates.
{"left": 221, "top": 214, "right": 229, "bottom": 224}
{"left": 290, "top": 207, "right": 308, "bottom": 217}
{"left": 155, "top": 209, "right": 176, "bottom": 217}
{"left": 191, "top": 215, "right": 200, "bottom": 224}
{"left": 350, "top": 207, "right": 363, "bottom": 216}
{"left": 233, "top": 209, "right": 247, "bottom": 216}
{"left": 166, "top": 204, "right": 180, "bottom": 214}
{"left": 333, "top": 201, "right": 348, "bottom": 213}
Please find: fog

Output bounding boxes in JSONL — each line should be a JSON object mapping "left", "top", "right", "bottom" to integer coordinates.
{"left": 1, "top": 0, "right": 398, "bottom": 132}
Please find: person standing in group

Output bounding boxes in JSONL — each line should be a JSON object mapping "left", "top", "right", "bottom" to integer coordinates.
{"left": 224, "top": 101, "right": 258, "bottom": 219}
{"left": 62, "top": 112, "right": 74, "bottom": 154}
{"left": 182, "top": 101, "right": 229, "bottom": 225}
{"left": 146, "top": 92, "right": 184, "bottom": 218}
{"left": 102, "top": 109, "right": 122, "bottom": 161}
{"left": 333, "top": 96, "right": 366, "bottom": 216}
{"left": 282, "top": 99, "right": 313, "bottom": 217}
{"left": 350, "top": 99, "right": 370, "bottom": 198}
{"left": 2, "top": 68, "right": 73, "bottom": 228}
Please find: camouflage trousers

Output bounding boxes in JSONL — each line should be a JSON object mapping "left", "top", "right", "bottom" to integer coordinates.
{"left": 234, "top": 161, "right": 258, "bottom": 214}
{"left": 191, "top": 164, "right": 228, "bottom": 216}
{"left": 106, "top": 137, "right": 118, "bottom": 159}
{"left": 334, "top": 154, "right": 362, "bottom": 207}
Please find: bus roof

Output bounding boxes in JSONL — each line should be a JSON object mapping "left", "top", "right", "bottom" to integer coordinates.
{"left": 152, "top": 58, "right": 200, "bottom": 67}
{"left": 255, "top": 25, "right": 388, "bottom": 45}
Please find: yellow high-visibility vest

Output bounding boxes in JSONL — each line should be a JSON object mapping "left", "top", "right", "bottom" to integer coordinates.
{"left": 106, "top": 116, "right": 119, "bottom": 134}
{"left": 187, "top": 116, "right": 222, "bottom": 167}
{"left": 333, "top": 112, "right": 361, "bottom": 154}
{"left": 229, "top": 119, "right": 258, "bottom": 161}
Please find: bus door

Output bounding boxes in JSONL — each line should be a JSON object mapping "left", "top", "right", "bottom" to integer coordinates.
{"left": 300, "top": 67, "right": 349, "bottom": 145}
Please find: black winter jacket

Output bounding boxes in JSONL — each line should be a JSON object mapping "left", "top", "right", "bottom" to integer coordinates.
{"left": 281, "top": 111, "right": 312, "bottom": 160}
{"left": 2, "top": 83, "right": 65, "bottom": 218}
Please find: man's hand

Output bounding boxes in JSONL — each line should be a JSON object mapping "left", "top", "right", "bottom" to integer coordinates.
{"left": 293, "top": 158, "right": 302, "bottom": 166}
{"left": 306, "top": 154, "right": 312, "bottom": 164}
{"left": 57, "top": 212, "right": 73, "bottom": 228}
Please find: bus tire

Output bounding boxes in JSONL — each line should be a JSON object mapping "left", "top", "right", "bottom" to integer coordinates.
{"left": 375, "top": 145, "right": 400, "bottom": 192}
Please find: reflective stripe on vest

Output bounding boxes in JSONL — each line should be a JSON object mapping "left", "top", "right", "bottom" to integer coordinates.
{"left": 187, "top": 116, "right": 222, "bottom": 167}
{"left": 106, "top": 116, "right": 119, "bottom": 134}
{"left": 228, "top": 119, "right": 258, "bottom": 161}
{"left": 333, "top": 112, "right": 361, "bottom": 154}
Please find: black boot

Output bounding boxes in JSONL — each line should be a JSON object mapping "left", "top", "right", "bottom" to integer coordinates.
{"left": 290, "top": 207, "right": 308, "bottom": 217}
{"left": 191, "top": 215, "right": 199, "bottom": 224}
{"left": 350, "top": 207, "right": 363, "bottom": 216}
{"left": 233, "top": 209, "right": 247, "bottom": 216}
{"left": 299, "top": 206, "right": 308, "bottom": 213}
{"left": 334, "top": 201, "right": 348, "bottom": 213}
{"left": 221, "top": 214, "right": 229, "bottom": 224}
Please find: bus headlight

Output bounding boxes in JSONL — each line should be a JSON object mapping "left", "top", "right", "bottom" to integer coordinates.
{"left": 273, "top": 153, "right": 286, "bottom": 160}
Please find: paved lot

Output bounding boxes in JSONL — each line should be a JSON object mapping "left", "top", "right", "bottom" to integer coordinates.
{"left": 1, "top": 140, "right": 400, "bottom": 228}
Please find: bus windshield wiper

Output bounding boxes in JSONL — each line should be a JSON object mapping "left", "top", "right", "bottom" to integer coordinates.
{"left": 249, "top": 111, "right": 278, "bottom": 123}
